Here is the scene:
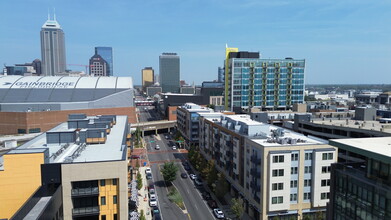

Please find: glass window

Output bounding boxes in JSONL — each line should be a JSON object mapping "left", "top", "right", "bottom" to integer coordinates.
{"left": 304, "top": 192, "right": 311, "bottom": 200}
{"left": 322, "top": 152, "right": 333, "bottom": 160}
{"left": 272, "top": 169, "right": 284, "bottom": 177}
{"left": 321, "top": 192, "right": 330, "bottom": 200}
{"left": 101, "top": 196, "right": 106, "bottom": 205}
{"left": 272, "top": 183, "right": 284, "bottom": 190}
{"left": 290, "top": 193, "right": 297, "bottom": 201}
{"left": 291, "top": 167, "right": 298, "bottom": 174}
{"left": 113, "top": 179, "right": 117, "bottom": 185}
{"left": 290, "top": 180, "right": 298, "bottom": 188}
{"left": 291, "top": 153, "right": 298, "bottom": 161}
{"left": 102, "top": 215, "right": 106, "bottom": 220}
{"left": 100, "top": 180, "right": 105, "bottom": 186}
{"left": 321, "top": 179, "right": 331, "bottom": 186}
{"left": 305, "top": 166, "right": 312, "bottom": 173}
{"left": 322, "top": 166, "right": 331, "bottom": 173}
{"left": 305, "top": 152, "right": 312, "bottom": 160}
{"left": 272, "top": 155, "right": 284, "bottom": 163}
{"left": 113, "top": 195, "right": 117, "bottom": 204}
{"left": 304, "top": 179, "right": 311, "bottom": 187}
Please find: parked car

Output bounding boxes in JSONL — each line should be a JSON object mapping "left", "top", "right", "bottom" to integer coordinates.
{"left": 146, "top": 173, "right": 152, "bottom": 180}
{"left": 181, "top": 173, "right": 188, "bottom": 178}
{"left": 172, "top": 145, "right": 177, "bottom": 150}
{"left": 155, "top": 145, "right": 160, "bottom": 150}
{"left": 194, "top": 178, "right": 203, "bottom": 186}
{"left": 149, "top": 198, "right": 157, "bottom": 207}
{"left": 182, "top": 161, "right": 189, "bottom": 166}
{"left": 189, "top": 174, "right": 197, "bottom": 180}
{"left": 213, "top": 208, "right": 225, "bottom": 219}
{"left": 202, "top": 191, "right": 212, "bottom": 200}
{"left": 152, "top": 206, "right": 160, "bottom": 216}
{"left": 145, "top": 168, "right": 151, "bottom": 174}
{"left": 207, "top": 199, "right": 218, "bottom": 209}
{"left": 184, "top": 165, "right": 191, "bottom": 171}
{"left": 149, "top": 193, "right": 156, "bottom": 200}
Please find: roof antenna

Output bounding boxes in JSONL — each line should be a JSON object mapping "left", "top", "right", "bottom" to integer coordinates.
{"left": 47, "top": 8, "right": 50, "bottom": 20}
{"left": 53, "top": 8, "right": 56, "bottom": 20}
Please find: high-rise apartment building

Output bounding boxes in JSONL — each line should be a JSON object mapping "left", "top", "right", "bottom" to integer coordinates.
{"left": 95, "top": 47, "right": 113, "bottom": 76}
{"left": 142, "top": 67, "right": 154, "bottom": 92}
{"left": 198, "top": 114, "right": 336, "bottom": 219}
{"left": 89, "top": 53, "right": 108, "bottom": 76}
{"left": 159, "top": 53, "right": 180, "bottom": 93}
{"left": 327, "top": 137, "right": 391, "bottom": 220}
{"left": 224, "top": 47, "right": 305, "bottom": 112}
{"left": 40, "top": 15, "right": 67, "bottom": 76}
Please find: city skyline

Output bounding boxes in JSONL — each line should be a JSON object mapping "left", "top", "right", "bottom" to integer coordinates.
{"left": 0, "top": 0, "right": 390, "bottom": 85}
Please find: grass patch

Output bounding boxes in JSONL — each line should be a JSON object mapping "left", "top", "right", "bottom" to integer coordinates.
{"left": 167, "top": 188, "right": 185, "bottom": 210}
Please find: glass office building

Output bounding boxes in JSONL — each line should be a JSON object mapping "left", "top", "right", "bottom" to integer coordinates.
{"left": 95, "top": 47, "right": 113, "bottom": 76}
{"left": 225, "top": 53, "right": 305, "bottom": 111}
{"left": 159, "top": 53, "right": 180, "bottom": 93}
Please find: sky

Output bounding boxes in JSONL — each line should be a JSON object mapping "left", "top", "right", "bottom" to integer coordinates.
{"left": 0, "top": 0, "right": 390, "bottom": 85}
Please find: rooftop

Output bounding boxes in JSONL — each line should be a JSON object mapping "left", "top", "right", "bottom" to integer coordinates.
{"left": 310, "top": 119, "right": 391, "bottom": 134}
{"left": 330, "top": 137, "right": 391, "bottom": 162}
{"left": 205, "top": 114, "right": 327, "bottom": 147}
{"left": 9, "top": 115, "right": 128, "bottom": 163}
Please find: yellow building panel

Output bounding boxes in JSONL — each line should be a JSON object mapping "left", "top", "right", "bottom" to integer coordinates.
{"left": 99, "top": 178, "right": 119, "bottom": 220}
{"left": 0, "top": 153, "right": 44, "bottom": 219}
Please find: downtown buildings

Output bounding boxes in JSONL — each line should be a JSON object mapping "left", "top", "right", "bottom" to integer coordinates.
{"left": 224, "top": 47, "right": 305, "bottom": 112}
{"left": 142, "top": 67, "right": 154, "bottom": 92}
{"left": 40, "top": 15, "right": 66, "bottom": 76}
{"left": 198, "top": 113, "right": 336, "bottom": 219}
{"left": 159, "top": 53, "right": 180, "bottom": 93}
{"left": 95, "top": 47, "right": 113, "bottom": 76}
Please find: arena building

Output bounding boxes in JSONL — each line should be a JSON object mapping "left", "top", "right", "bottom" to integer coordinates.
{"left": 0, "top": 76, "right": 136, "bottom": 134}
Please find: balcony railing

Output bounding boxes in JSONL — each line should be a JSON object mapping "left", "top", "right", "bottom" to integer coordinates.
{"left": 72, "top": 206, "right": 99, "bottom": 216}
{"left": 71, "top": 187, "right": 99, "bottom": 197}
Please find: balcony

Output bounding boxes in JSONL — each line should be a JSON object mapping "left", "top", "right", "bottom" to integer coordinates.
{"left": 72, "top": 206, "right": 99, "bottom": 217}
{"left": 71, "top": 187, "right": 99, "bottom": 197}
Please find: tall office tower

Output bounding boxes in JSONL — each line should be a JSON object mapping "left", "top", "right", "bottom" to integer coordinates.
{"left": 95, "top": 47, "right": 113, "bottom": 76}
{"left": 142, "top": 67, "right": 154, "bottom": 92}
{"left": 218, "top": 66, "right": 224, "bottom": 83}
{"left": 224, "top": 47, "right": 305, "bottom": 112}
{"left": 159, "top": 53, "right": 180, "bottom": 93}
{"left": 89, "top": 53, "right": 108, "bottom": 76}
{"left": 154, "top": 74, "right": 159, "bottom": 85}
{"left": 40, "top": 14, "right": 66, "bottom": 76}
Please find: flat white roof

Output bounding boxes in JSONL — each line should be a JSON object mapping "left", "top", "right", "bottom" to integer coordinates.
{"left": 330, "top": 137, "right": 391, "bottom": 160}
{"left": 15, "top": 115, "right": 127, "bottom": 163}
{"left": 224, "top": 114, "right": 263, "bottom": 126}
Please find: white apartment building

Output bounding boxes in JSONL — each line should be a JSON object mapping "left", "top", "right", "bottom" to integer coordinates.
{"left": 199, "top": 114, "right": 337, "bottom": 220}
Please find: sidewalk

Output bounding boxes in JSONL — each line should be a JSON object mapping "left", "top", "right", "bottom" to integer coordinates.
{"left": 136, "top": 166, "right": 152, "bottom": 220}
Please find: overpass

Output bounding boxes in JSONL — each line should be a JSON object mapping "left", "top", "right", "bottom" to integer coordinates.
{"left": 131, "top": 120, "right": 176, "bottom": 136}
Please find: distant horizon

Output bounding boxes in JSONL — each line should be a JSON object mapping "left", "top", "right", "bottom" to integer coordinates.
{"left": 1, "top": 0, "right": 390, "bottom": 85}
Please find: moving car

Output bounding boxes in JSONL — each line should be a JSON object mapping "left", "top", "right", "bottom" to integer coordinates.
{"left": 172, "top": 145, "right": 177, "bottom": 150}
{"left": 213, "top": 208, "right": 225, "bottom": 219}
{"left": 181, "top": 173, "right": 188, "bottom": 178}
{"left": 149, "top": 198, "right": 157, "bottom": 207}
{"left": 155, "top": 145, "right": 160, "bottom": 150}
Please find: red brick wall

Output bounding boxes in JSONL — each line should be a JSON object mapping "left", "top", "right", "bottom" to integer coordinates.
{"left": 167, "top": 106, "right": 178, "bottom": 121}
{"left": 0, "top": 107, "right": 136, "bottom": 135}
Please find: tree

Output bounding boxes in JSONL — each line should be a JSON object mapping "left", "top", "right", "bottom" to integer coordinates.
{"left": 231, "top": 198, "right": 244, "bottom": 220}
{"left": 215, "top": 173, "right": 229, "bottom": 199}
{"left": 204, "top": 160, "right": 218, "bottom": 187}
{"left": 139, "top": 210, "right": 146, "bottom": 220}
{"left": 136, "top": 172, "right": 143, "bottom": 190}
{"left": 161, "top": 162, "right": 179, "bottom": 184}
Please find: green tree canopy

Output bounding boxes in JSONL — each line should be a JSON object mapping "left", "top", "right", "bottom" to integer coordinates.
{"left": 161, "top": 162, "right": 179, "bottom": 184}
{"left": 231, "top": 198, "right": 244, "bottom": 220}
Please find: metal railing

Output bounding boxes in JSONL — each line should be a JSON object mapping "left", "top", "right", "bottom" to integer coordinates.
{"left": 71, "top": 187, "right": 99, "bottom": 197}
{"left": 72, "top": 206, "right": 99, "bottom": 216}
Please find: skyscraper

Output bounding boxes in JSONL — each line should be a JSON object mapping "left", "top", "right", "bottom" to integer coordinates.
{"left": 40, "top": 14, "right": 66, "bottom": 76}
{"left": 89, "top": 53, "right": 108, "bottom": 76}
{"left": 159, "top": 53, "right": 180, "bottom": 93}
{"left": 142, "top": 67, "right": 154, "bottom": 92}
{"left": 95, "top": 47, "right": 113, "bottom": 76}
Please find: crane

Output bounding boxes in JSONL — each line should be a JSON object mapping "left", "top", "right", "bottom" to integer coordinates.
{"left": 67, "top": 64, "right": 94, "bottom": 74}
